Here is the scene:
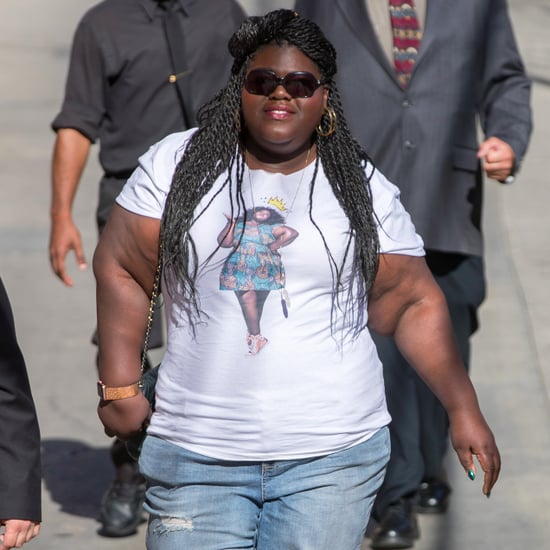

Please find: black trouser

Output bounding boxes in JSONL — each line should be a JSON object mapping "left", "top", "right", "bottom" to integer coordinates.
{"left": 372, "top": 252, "right": 486, "bottom": 519}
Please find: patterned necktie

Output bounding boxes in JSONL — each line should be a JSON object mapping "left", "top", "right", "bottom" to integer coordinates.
{"left": 389, "top": 0, "right": 422, "bottom": 88}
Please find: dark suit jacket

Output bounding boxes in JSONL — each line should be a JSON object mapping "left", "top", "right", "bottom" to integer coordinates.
{"left": 295, "top": 0, "right": 532, "bottom": 256}
{"left": 0, "top": 278, "right": 41, "bottom": 522}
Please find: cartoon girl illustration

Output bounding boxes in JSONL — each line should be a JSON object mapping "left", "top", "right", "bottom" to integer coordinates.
{"left": 218, "top": 206, "right": 298, "bottom": 355}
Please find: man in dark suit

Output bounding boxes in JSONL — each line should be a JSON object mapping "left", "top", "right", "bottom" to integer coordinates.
{"left": 0, "top": 278, "right": 41, "bottom": 549}
{"left": 295, "top": 0, "right": 532, "bottom": 547}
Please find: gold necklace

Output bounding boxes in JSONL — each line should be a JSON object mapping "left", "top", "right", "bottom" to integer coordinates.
{"left": 244, "top": 147, "right": 312, "bottom": 319}
{"left": 247, "top": 146, "right": 312, "bottom": 215}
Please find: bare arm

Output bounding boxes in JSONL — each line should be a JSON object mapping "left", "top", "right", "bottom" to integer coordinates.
{"left": 270, "top": 225, "right": 299, "bottom": 251}
{"left": 368, "top": 254, "right": 500, "bottom": 496}
{"left": 49, "top": 128, "right": 92, "bottom": 286}
{"left": 217, "top": 214, "right": 237, "bottom": 247}
{"left": 93, "top": 204, "right": 160, "bottom": 439}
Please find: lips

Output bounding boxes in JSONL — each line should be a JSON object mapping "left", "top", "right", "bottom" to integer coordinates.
{"left": 264, "top": 103, "right": 295, "bottom": 120}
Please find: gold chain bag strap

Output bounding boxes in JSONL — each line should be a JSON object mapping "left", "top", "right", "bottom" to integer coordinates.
{"left": 126, "top": 246, "right": 162, "bottom": 460}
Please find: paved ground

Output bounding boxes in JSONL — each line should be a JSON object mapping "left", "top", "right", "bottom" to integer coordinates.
{"left": 0, "top": 1, "right": 548, "bottom": 549}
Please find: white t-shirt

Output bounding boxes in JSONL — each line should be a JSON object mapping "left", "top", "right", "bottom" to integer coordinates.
{"left": 117, "top": 129, "right": 424, "bottom": 461}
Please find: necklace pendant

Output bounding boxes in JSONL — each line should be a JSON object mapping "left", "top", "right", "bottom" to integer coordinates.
{"left": 282, "top": 288, "right": 290, "bottom": 307}
{"left": 280, "top": 288, "right": 290, "bottom": 318}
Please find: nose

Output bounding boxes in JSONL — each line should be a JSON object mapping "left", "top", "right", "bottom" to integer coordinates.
{"left": 269, "top": 83, "right": 291, "bottom": 99}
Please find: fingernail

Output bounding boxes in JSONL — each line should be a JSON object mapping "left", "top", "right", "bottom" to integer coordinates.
{"left": 468, "top": 469, "right": 475, "bottom": 480}
{"left": 486, "top": 491, "right": 491, "bottom": 499}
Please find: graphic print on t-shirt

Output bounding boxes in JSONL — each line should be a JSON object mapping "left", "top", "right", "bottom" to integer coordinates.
{"left": 217, "top": 195, "right": 299, "bottom": 356}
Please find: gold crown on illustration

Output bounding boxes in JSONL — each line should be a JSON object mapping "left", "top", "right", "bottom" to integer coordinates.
{"left": 267, "top": 196, "right": 287, "bottom": 212}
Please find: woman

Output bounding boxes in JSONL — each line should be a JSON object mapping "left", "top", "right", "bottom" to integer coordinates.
{"left": 94, "top": 10, "right": 500, "bottom": 549}
{"left": 218, "top": 206, "right": 298, "bottom": 355}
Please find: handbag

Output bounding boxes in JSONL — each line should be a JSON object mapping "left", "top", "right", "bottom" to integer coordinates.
{"left": 125, "top": 249, "right": 162, "bottom": 460}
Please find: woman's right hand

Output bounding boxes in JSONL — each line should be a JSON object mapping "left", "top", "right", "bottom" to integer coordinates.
{"left": 94, "top": 205, "right": 160, "bottom": 439}
{"left": 97, "top": 392, "right": 152, "bottom": 440}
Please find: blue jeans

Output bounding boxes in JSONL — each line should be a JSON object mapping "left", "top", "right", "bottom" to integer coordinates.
{"left": 139, "top": 428, "right": 390, "bottom": 550}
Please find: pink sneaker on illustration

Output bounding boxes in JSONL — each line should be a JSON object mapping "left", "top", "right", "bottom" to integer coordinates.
{"left": 246, "top": 334, "right": 268, "bottom": 355}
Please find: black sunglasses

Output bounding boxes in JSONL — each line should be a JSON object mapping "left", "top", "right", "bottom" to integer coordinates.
{"left": 244, "top": 69, "right": 323, "bottom": 99}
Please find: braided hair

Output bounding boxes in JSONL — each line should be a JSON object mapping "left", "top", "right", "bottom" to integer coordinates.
{"left": 161, "top": 9, "right": 380, "bottom": 339}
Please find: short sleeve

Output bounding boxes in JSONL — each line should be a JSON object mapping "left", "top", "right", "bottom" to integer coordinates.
{"left": 369, "top": 167, "right": 425, "bottom": 256}
{"left": 116, "top": 130, "right": 196, "bottom": 219}
{"left": 51, "top": 17, "right": 105, "bottom": 141}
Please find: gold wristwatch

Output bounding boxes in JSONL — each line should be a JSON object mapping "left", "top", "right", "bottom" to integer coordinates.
{"left": 97, "top": 380, "right": 141, "bottom": 401}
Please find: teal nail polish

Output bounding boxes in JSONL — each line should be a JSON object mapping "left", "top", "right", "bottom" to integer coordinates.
{"left": 468, "top": 469, "right": 475, "bottom": 480}
{"left": 486, "top": 491, "right": 491, "bottom": 499}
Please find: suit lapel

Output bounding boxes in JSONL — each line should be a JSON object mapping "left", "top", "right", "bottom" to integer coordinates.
{"left": 335, "top": 0, "right": 395, "bottom": 76}
{"left": 334, "top": 0, "right": 444, "bottom": 88}
{"left": 412, "top": 0, "right": 442, "bottom": 73}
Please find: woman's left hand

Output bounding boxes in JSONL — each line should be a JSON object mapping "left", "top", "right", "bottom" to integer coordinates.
{"left": 369, "top": 254, "right": 501, "bottom": 497}
{"left": 448, "top": 409, "right": 501, "bottom": 497}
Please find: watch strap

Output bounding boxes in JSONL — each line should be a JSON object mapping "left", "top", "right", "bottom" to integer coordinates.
{"left": 97, "top": 244, "right": 162, "bottom": 401}
{"left": 97, "top": 380, "right": 141, "bottom": 401}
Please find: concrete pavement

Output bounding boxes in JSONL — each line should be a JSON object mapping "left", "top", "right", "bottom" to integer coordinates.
{"left": 0, "top": 1, "right": 548, "bottom": 548}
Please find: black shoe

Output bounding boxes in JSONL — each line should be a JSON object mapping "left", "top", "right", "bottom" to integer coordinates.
{"left": 98, "top": 476, "right": 146, "bottom": 537}
{"left": 415, "top": 478, "right": 451, "bottom": 514}
{"left": 370, "top": 498, "right": 419, "bottom": 549}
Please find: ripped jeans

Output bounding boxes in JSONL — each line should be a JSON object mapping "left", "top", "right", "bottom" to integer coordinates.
{"left": 139, "top": 429, "right": 389, "bottom": 550}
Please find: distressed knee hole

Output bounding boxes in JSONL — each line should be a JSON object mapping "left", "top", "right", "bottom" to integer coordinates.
{"left": 152, "top": 516, "right": 194, "bottom": 535}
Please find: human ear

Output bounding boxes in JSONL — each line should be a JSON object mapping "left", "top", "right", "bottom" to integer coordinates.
{"left": 322, "top": 86, "right": 329, "bottom": 109}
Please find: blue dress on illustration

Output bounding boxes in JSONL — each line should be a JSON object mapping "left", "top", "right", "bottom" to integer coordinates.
{"left": 220, "top": 219, "right": 285, "bottom": 291}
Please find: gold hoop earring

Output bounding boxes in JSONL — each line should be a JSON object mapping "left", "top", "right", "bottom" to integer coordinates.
{"left": 316, "top": 107, "right": 337, "bottom": 137}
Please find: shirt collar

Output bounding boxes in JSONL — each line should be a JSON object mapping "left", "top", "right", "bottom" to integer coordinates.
{"left": 140, "top": 0, "right": 194, "bottom": 20}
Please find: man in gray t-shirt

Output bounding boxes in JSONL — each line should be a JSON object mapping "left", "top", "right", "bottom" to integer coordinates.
{"left": 49, "top": 0, "right": 245, "bottom": 538}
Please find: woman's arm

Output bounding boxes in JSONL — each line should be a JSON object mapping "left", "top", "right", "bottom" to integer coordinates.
{"left": 368, "top": 253, "right": 500, "bottom": 496}
{"left": 217, "top": 214, "right": 237, "bottom": 247}
{"left": 93, "top": 204, "right": 160, "bottom": 439}
{"left": 270, "top": 225, "right": 299, "bottom": 251}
